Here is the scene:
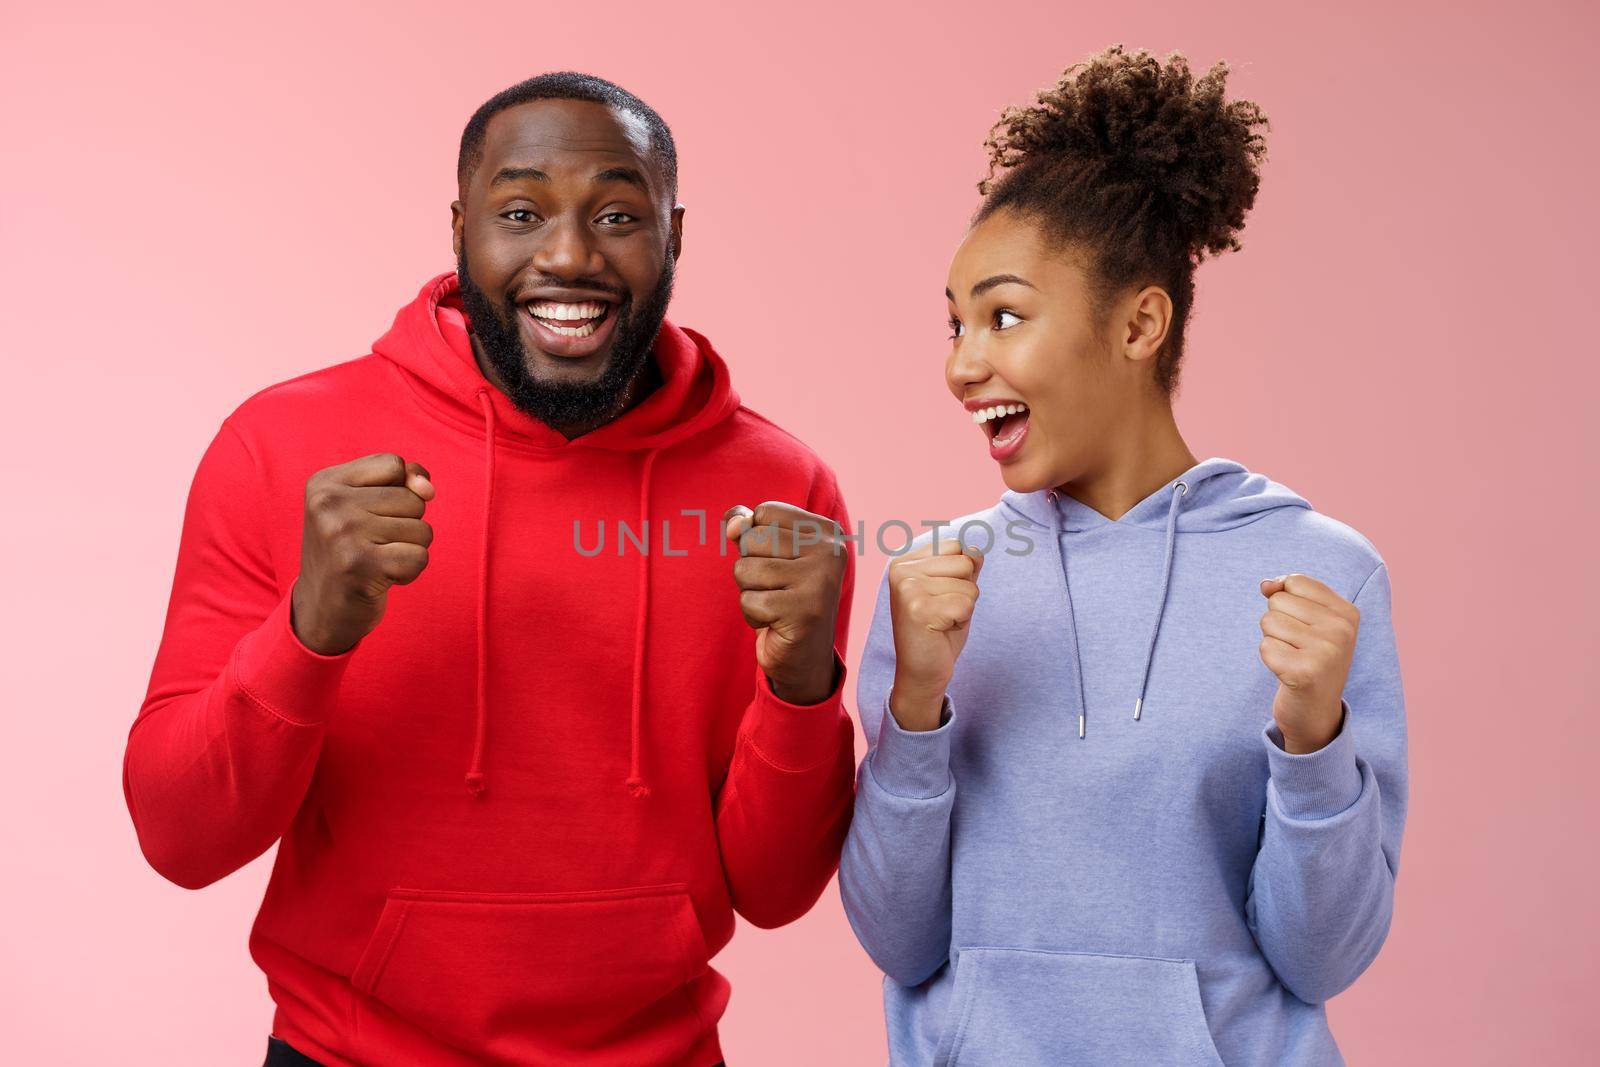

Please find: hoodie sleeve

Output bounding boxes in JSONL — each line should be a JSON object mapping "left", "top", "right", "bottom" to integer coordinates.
{"left": 123, "top": 420, "right": 358, "bottom": 890}
{"left": 1245, "top": 562, "right": 1409, "bottom": 1003}
{"left": 837, "top": 562, "right": 957, "bottom": 988}
{"left": 714, "top": 469, "right": 857, "bottom": 929}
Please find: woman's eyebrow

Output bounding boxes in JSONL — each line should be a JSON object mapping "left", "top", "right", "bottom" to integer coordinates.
{"left": 970, "top": 273, "right": 1038, "bottom": 297}
{"left": 945, "top": 274, "right": 1039, "bottom": 300}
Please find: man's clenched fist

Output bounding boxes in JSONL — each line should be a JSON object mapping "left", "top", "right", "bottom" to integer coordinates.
{"left": 292, "top": 452, "right": 436, "bottom": 655}
{"left": 725, "top": 501, "right": 847, "bottom": 706}
{"left": 886, "top": 536, "right": 982, "bottom": 732}
{"left": 1258, "top": 573, "right": 1360, "bottom": 753}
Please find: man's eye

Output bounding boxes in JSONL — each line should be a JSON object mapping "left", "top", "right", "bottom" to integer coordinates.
{"left": 598, "top": 212, "right": 636, "bottom": 225}
{"left": 995, "top": 310, "right": 1022, "bottom": 330}
{"left": 503, "top": 209, "right": 538, "bottom": 224}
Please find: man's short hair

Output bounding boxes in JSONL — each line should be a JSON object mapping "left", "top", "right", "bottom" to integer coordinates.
{"left": 457, "top": 72, "right": 678, "bottom": 201}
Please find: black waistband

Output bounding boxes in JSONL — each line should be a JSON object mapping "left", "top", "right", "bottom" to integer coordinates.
{"left": 263, "top": 1036, "right": 322, "bottom": 1067}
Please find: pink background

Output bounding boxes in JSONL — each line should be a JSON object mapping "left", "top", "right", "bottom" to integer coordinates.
{"left": 4, "top": 1, "right": 1596, "bottom": 1062}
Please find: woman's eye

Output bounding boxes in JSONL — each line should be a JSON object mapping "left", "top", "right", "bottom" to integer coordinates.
{"left": 995, "top": 309, "right": 1022, "bottom": 330}
{"left": 947, "top": 318, "right": 965, "bottom": 340}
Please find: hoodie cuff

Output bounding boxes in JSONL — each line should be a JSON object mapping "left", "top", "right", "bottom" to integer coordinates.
{"left": 741, "top": 651, "right": 851, "bottom": 772}
{"left": 868, "top": 692, "right": 955, "bottom": 800}
{"left": 1263, "top": 701, "right": 1363, "bottom": 821}
{"left": 231, "top": 583, "right": 361, "bottom": 727}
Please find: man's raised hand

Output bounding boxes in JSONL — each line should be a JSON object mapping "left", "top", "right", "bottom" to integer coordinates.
{"left": 292, "top": 453, "right": 436, "bottom": 655}
{"left": 725, "top": 501, "right": 847, "bottom": 706}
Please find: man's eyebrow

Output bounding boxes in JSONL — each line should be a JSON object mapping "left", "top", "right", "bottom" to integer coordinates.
{"left": 489, "top": 166, "right": 549, "bottom": 187}
{"left": 592, "top": 166, "right": 649, "bottom": 191}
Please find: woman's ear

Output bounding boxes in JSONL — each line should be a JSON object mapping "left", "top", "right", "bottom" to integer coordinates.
{"left": 1119, "top": 285, "right": 1173, "bottom": 366}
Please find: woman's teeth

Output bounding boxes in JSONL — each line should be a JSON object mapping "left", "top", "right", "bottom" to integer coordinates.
{"left": 972, "top": 402, "right": 1028, "bottom": 425}
{"left": 527, "top": 300, "right": 609, "bottom": 337}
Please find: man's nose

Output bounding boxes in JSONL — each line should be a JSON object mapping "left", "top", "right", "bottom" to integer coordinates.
{"left": 531, "top": 217, "right": 605, "bottom": 279}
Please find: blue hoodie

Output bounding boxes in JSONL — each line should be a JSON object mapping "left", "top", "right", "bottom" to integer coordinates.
{"left": 839, "top": 457, "right": 1408, "bottom": 1066}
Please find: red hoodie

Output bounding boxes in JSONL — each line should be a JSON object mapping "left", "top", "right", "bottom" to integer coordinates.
{"left": 123, "top": 272, "right": 856, "bottom": 1067}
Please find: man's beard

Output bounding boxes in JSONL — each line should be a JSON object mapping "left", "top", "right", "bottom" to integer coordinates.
{"left": 456, "top": 245, "right": 674, "bottom": 433}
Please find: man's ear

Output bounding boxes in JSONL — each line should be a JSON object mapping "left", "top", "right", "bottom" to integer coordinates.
{"left": 1120, "top": 285, "right": 1173, "bottom": 366}
{"left": 450, "top": 200, "right": 465, "bottom": 260}
{"left": 669, "top": 204, "right": 685, "bottom": 262}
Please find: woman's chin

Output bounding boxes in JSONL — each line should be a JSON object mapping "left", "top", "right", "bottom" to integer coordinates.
{"left": 998, "top": 459, "right": 1052, "bottom": 495}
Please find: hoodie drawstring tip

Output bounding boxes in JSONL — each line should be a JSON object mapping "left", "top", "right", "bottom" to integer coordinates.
{"left": 625, "top": 776, "right": 651, "bottom": 799}
{"left": 1078, "top": 713, "right": 1086, "bottom": 739}
{"left": 1133, "top": 697, "right": 1144, "bottom": 721}
{"left": 464, "top": 771, "right": 486, "bottom": 797}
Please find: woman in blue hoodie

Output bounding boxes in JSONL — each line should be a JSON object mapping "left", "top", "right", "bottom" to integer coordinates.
{"left": 839, "top": 46, "right": 1408, "bottom": 1066}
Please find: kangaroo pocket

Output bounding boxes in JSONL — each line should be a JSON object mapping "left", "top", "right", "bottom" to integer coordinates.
{"left": 351, "top": 882, "right": 711, "bottom": 1063}
{"left": 933, "top": 948, "right": 1225, "bottom": 1067}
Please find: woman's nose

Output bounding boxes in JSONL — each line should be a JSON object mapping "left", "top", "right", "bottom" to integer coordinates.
{"left": 946, "top": 338, "right": 990, "bottom": 390}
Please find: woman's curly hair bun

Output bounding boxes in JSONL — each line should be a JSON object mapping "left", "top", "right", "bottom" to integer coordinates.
{"left": 981, "top": 45, "right": 1268, "bottom": 260}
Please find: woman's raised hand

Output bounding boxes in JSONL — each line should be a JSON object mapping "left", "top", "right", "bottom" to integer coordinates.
{"left": 1258, "top": 573, "right": 1360, "bottom": 753}
{"left": 887, "top": 536, "right": 983, "bottom": 732}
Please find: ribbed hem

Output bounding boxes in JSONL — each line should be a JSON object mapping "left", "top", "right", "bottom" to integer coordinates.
{"left": 231, "top": 584, "right": 360, "bottom": 727}
{"left": 869, "top": 691, "right": 955, "bottom": 800}
{"left": 741, "top": 651, "right": 851, "bottom": 772}
{"left": 1263, "top": 701, "right": 1362, "bottom": 820}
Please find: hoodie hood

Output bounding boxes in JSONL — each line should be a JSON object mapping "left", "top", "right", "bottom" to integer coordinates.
{"left": 998, "top": 457, "right": 1311, "bottom": 738}
{"left": 999, "top": 456, "right": 1310, "bottom": 534}
{"left": 371, "top": 271, "right": 741, "bottom": 799}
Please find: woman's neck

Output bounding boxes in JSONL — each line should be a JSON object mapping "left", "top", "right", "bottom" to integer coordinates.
{"left": 1058, "top": 400, "right": 1198, "bottom": 521}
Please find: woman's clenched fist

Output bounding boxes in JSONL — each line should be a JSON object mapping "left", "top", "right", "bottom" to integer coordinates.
{"left": 1258, "top": 573, "right": 1360, "bottom": 753}
{"left": 292, "top": 452, "right": 436, "bottom": 655}
{"left": 887, "top": 536, "right": 983, "bottom": 732}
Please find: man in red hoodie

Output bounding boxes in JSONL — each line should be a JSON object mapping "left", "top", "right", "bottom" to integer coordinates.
{"left": 124, "top": 72, "right": 856, "bottom": 1067}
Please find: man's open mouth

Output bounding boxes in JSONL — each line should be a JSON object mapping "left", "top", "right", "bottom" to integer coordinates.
{"left": 523, "top": 300, "right": 613, "bottom": 339}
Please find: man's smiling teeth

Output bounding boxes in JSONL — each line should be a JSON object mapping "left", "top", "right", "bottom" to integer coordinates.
{"left": 529, "top": 300, "right": 606, "bottom": 320}
{"left": 972, "top": 402, "right": 1029, "bottom": 425}
{"left": 527, "top": 300, "right": 609, "bottom": 338}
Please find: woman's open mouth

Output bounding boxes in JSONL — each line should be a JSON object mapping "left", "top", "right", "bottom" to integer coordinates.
{"left": 520, "top": 298, "right": 620, "bottom": 358}
{"left": 973, "top": 401, "right": 1031, "bottom": 462}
